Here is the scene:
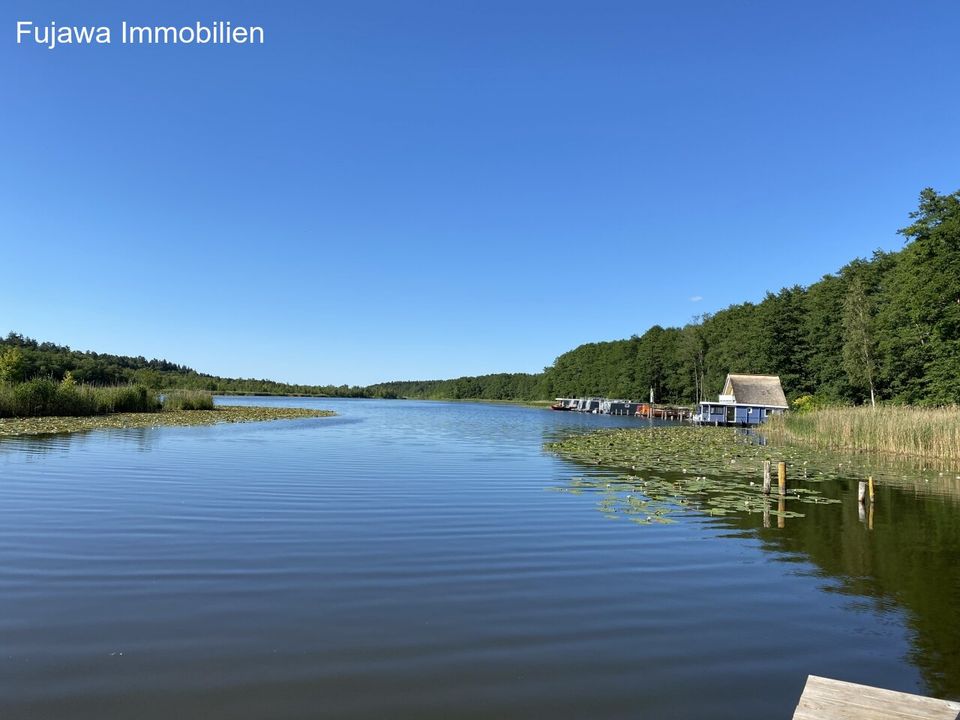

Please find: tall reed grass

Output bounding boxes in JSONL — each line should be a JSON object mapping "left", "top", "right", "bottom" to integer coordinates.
{"left": 764, "top": 406, "right": 960, "bottom": 462}
{"left": 0, "top": 379, "right": 160, "bottom": 418}
{"left": 161, "top": 390, "right": 215, "bottom": 411}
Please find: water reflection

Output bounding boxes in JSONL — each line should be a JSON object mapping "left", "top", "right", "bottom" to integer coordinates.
{"left": 556, "top": 449, "right": 960, "bottom": 699}
{"left": 0, "top": 425, "right": 160, "bottom": 458}
{"left": 2, "top": 398, "right": 957, "bottom": 718}
{"left": 743, "top": 482, "right": 960, "bottom": 699}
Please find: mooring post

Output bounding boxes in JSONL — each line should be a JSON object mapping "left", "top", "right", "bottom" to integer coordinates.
{"left": 858, "top": 481, "right": 867, "bottom": 504}
{"left": 868, "top": 475, "right": 875, "bottom": 503}
{"left": 777, "top": 462, "right": 786, "bottom": 496}
{"left": 763, "top": 460, "right": 771, "bottom": 495}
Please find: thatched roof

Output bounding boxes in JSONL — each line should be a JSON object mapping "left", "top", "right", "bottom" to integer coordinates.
{"left": 723, "top": 374, "right": 788, "bottom": 408}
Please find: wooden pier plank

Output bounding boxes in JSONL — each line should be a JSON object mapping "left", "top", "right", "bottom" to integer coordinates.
{"left": 792, "top": 676, "right": 960, "bottom": 720}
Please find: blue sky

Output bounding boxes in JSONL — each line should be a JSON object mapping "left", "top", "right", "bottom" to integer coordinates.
{"left": 2, "top": 1, "right": 958, "bottom": 385}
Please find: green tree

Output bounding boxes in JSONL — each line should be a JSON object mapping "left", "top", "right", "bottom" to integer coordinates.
{"left": 0, "top": 346, "right": 25, "bottom": 383}
{"left": 889, "top": 187, "right": 960, "bottom": 403}
{"left": 680, "top": 320, "right": 707, "bottom": 403}
{"left": 842, "top": 275, "right": 878, "bottom": 407}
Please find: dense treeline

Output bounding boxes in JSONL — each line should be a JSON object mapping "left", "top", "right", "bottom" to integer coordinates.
{"left": 373, "top": 188, "right": 959, "bottom": 406}
{"left": 0, "top": 335, "right": 367, "bottom": 397}
{"left": 540, "top": 188, "right": 960, "bottom": 406}
{"left": 366, "top": 373, "right": 543, "bottom": 401}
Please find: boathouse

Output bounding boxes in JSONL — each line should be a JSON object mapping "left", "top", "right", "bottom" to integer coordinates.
{"left": 694, "top": 374, "right": 788, "bottom": 426}
{"left": 600, "top": 399, "right": 641, "bottom": 416}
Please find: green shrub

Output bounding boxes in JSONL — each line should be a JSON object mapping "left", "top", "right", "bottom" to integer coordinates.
{"left": 13, "top": 378, "right": 59, "bottom": 416}
{"left": 791, "top": 395, "right": 819, "bottom": 414}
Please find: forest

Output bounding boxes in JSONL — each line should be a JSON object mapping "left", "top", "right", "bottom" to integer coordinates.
{"left": 0, "top": 336, "right": 367, "bottom": 398}
{"left": 365, "top": 373, "right": 544, "bottom": 401}
{"left": 373, "top": 187, "right": 960, "bottom": 406}
{"left": 3, "top": 188, "right": 957, "bottom": 407}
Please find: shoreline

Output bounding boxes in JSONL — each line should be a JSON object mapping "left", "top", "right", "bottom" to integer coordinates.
{"left": 422, "top": 397, "right": 553, "bottom": 409}
{"left": 378, "top": 397, "right": 552, "bottom": 409}
{"left": 549, "top": 425, "right": 960, "bottom": 488}
{"left": 0, "top": 406, "right": 336, "bottom": 438}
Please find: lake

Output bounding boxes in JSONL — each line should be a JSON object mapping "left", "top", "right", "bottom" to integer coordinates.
{"left": 2, "top": 398, "right": 958, "bottom": 718}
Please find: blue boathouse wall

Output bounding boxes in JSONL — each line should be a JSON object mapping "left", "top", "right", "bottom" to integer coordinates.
{"left": 696, "top": 403, "right": 783, "bottom": 426}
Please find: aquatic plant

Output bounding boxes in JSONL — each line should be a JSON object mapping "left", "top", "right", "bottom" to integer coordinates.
{"left": 764, "top": 406, "right": 960, "bottom": 462}
{"left": 162, "top": 389, "right": 215, "bottom": 411}
{"left": 548, "top": 424, "right": 960, "bottom": 525}
{"left": 0, "top": 406, "right": 335, "bottom": 437}
{"left": 546, "top": 427, "right": 847, "bottom": 524}
{"left": 0, "top": 379, "right": 160, "bottom": 418}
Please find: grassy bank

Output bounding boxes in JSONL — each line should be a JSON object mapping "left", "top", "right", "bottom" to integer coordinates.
{"left": 0, "top": 406, "right": 335, "bottom": 437}
{"left": 764, "top": 406, "right": 960, "bottom": 462}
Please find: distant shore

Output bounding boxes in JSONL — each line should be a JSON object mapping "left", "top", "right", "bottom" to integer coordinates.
{"left": 0, "top": 406, "right": 335, "bottom": 438}
{"left": 214, "top": 390, "right": 348, "bottom": 397}
{"left": 416, "top": 397, "right": 553, "bottom": 409}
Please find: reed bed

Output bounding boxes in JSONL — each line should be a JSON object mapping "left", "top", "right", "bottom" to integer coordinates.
{"left": 0, "top": 381, "right": 224, "bottom": 418}
{"left": 161, "top": 389, "right": 215, "bottom": 411}
{"left": 0, "top": 379, "right": 159, "bottom": 418}
{"left": 764, "top": 406, "right": 960, "bottom": 462}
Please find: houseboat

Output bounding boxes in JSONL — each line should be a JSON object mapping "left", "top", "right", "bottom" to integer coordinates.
{"left": 693, "top": 374, "right": 788, "bottom": 426}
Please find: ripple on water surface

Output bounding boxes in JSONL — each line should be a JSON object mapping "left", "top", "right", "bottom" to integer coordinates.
{"left": 1, "top": 398, "right": 954, "bottom": 719}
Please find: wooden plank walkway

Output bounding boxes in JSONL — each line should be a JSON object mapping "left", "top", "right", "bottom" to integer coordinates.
{"left": 793, "top": 675, "right": 960, "bottom": 720}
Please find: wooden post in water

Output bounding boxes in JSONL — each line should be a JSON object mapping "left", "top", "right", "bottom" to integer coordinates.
{"left": 777, "top": 462, "right": 786, "bottom": 496}
{"left": 858, "top": 481, "right": 867, "bottom": 504}
{"left": 868, "top": 476, "right": 875, "bottom": 503}
{"left": 762, "top": 461, "right": 772, "bottom": 495}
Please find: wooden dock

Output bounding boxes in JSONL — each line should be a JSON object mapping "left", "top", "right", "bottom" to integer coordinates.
{"left": 792, "top": 675, "right": 960, "bottom": 720}
{"left": 550, "top": 397, "right": 692, "bottom": 419}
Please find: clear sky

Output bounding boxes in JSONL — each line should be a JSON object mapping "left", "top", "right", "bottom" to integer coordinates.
{"left": 2, "top": 1, "right": 958, "bottom": 385}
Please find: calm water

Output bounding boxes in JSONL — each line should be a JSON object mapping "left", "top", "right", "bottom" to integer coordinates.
{"left": 2, "top": 398, "right": 959, "bottom": 719}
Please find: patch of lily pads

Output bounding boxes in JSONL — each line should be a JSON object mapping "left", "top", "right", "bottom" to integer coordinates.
{"left": 546, "top": 427, "right": 843, "bottom": 524}
{"left": 0, "top": 406, "right": 335, "bottom": 437}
